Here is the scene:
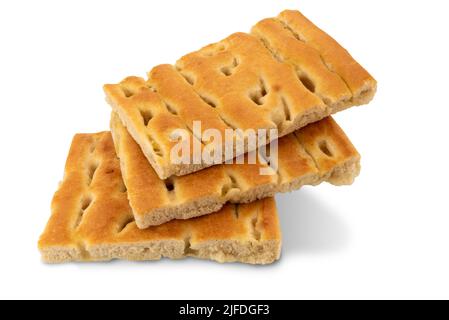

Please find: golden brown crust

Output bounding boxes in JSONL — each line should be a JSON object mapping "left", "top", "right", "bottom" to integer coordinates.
{"left": 38, "top": 132, "right": 282, "bottom": 265}
{"left": 111, "top": 112, "right": 360, "bottom": 228}
{"left": 275, "top": 10, "right": 377, "bottom": 101}
{"left": 104, "top": 10, "right": 375, "bottom": 179}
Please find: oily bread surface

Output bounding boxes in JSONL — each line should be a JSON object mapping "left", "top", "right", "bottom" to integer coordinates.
{"left": 111, "top": 113, "right": 360, "bottom": 228}
{"left": 38, "top": 132, "right": 281, "bottom": 265}
{"left": 104, "top": 9, "right": 376, "bottom": 179}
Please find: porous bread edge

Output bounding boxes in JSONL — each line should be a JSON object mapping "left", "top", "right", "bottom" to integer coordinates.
{"left": 40, "top": 239, "right": 281, "bottom": 265}
{"left": 188, "top": 239, "right": 281, "bottom": 264}
{"left": 40, "top": 246, "right": 83, "bottom": 264}
{"left": 326, "top": 155, "right": 361, "bottom": 186}
{"left": 136, "top": 183, "right": 276, "bottom": 228}
{"left": 330, "top": 82, "right": 377, "bottom": 114}
{"left": 135, "top": 196, "right": 224, "bottom": 228}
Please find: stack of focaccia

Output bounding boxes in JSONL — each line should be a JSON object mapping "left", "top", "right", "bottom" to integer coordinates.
{"left": 39, "top": 10, "right": 376, "bottom": 265}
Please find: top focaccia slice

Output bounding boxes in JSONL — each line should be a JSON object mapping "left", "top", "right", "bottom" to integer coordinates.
{"left": 104, "top": 9, "right": 376, "bottom": 179}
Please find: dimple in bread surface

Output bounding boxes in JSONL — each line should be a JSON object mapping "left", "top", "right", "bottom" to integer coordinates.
{"left": 103, "top": 9, "right": 376, "bottom": 180}
{"left": 38, "top": 132, "right": 282, "bottom": 265}
{"left": 111, "top": 112, "right": 360, "bottom": 229}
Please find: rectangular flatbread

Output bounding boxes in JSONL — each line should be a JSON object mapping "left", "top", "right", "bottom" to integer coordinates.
{"left": 38, "top": 132, "right": 281, "bottom": 265}
{"left": 111, "top": 113, "right": 360, "bottom": 228}
{"left": 104, "top": 9, "right": 376, "bottom": 179}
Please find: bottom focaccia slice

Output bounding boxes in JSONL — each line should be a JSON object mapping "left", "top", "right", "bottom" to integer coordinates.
{"left": 38, "top": 132, "right": 281, "bottom": 265}
{"left": 111, "top": 113, "right": 360, "bottom": 228}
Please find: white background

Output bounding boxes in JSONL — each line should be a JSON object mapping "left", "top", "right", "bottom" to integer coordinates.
{"left": 1, "top": 0, "right": 448, "bottom": 300}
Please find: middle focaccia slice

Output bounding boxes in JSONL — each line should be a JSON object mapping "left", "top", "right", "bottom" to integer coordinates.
{"left": 111, "top": 113, "right": 360, "bottom": 229}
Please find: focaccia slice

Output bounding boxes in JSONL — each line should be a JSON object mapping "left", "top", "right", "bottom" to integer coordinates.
{"left": 38, "top": 132, "right": 281, "bottom": 265}
{"left": 111, "top": 113, "right": 360, "bottom": 228}
{"left": 104, "top": 9, "right": 375, "bottom": 179}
